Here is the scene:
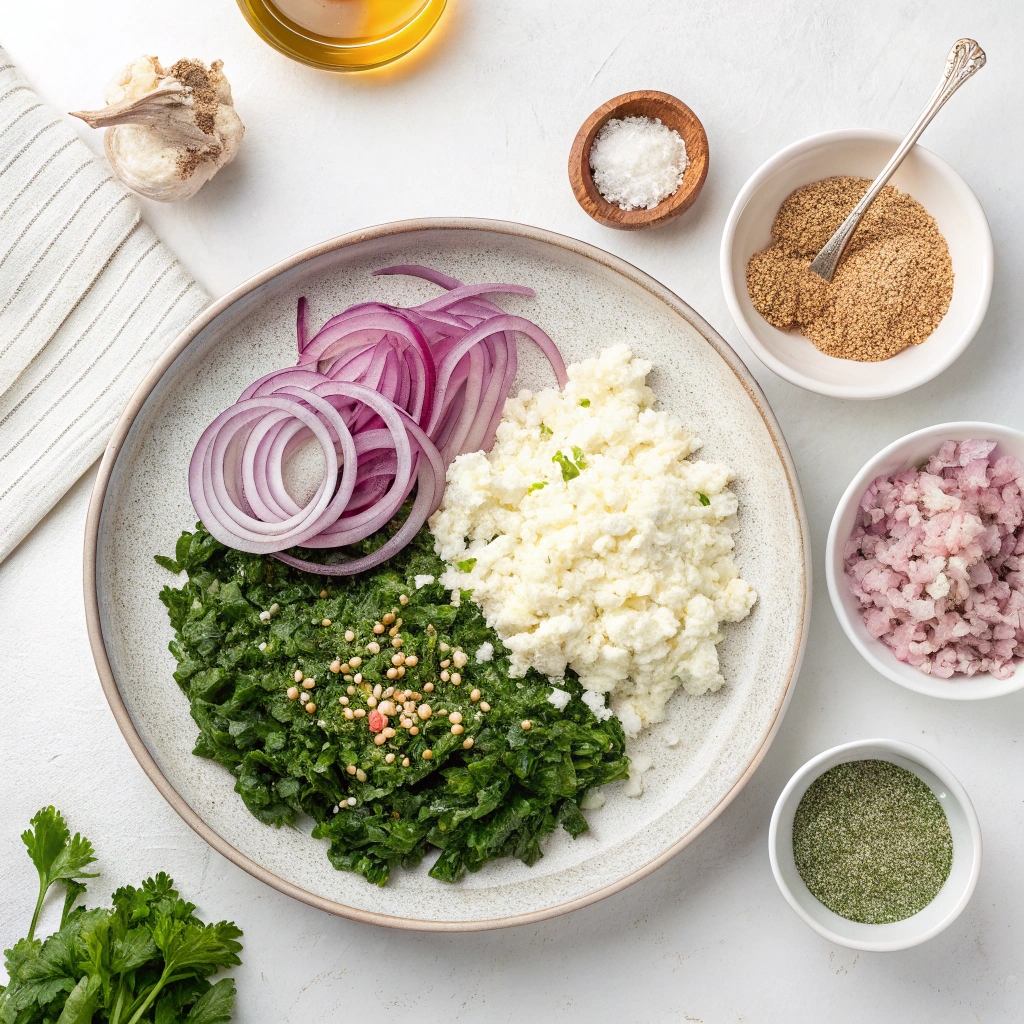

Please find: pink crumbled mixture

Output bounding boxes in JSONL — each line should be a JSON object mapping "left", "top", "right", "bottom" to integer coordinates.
{"left": 845, "top": 439, "right": 1024, "bottom": 679}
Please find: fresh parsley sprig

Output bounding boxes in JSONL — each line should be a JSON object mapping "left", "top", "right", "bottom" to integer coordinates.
{"left": 0, "top": 809, "right": 243, "bottom": 1024}
{"left": 20, "top": 807, "right": 98, "bottom": 941}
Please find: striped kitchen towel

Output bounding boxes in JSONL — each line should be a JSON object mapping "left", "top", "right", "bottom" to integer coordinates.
{"left": 0, "top": 47, "right": 209, "bottom": 562}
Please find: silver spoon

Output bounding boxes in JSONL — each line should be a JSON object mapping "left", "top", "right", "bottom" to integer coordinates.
{"left": 808, "top": 38, "right": 986, "bottom": 282}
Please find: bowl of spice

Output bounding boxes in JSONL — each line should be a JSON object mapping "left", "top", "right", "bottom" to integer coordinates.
{"left": 769, "top": 739, "right": 981, "bottom": 951}
{"left": 568, "top": 90, "right": 709, "bottom": 230}
{"left": 720, "top": 129, "right": 992, "bottom": 399}
{"left": 827, "top": 422, "right": 1024, "bottom": 698}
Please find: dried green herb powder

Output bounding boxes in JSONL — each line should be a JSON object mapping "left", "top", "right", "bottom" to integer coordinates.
{"left": 792, "top": 759, "right": 953, "bottom": 924}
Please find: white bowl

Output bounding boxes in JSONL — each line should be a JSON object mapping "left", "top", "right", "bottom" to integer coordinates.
{"left": 720, "top": 129, "right": 993, "bottom": 399}
{"left": 769, "top": 739, "right": 982, "bottom": 951}
{"left": 826, "top": 422, "right": 1024, "bottom": 699}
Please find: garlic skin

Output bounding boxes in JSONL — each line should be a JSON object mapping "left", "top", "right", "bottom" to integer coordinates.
{"left": 71, "top": 57, "right": 244, "bottom": 202}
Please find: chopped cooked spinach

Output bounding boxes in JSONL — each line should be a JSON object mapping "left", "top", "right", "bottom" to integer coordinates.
{"left": 157, "top": 524, "right": 628, "bottom": 885}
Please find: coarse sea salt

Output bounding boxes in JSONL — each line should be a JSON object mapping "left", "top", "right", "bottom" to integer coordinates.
{"left": 589, "top": 115, "right": 688, "bottom": 211}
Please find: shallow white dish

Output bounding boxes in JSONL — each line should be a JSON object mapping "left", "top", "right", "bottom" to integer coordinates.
{"left": 720, "top": 129, "right": 993, "bottom": 400}
{"left": 827, "top": 421, "right": 1024, "bottom": 699}
{"left": 769, "top": 738, "right": 982, "bottom": 951}
{"left": 84, "top": 219, "right": 809, "bottom": 930}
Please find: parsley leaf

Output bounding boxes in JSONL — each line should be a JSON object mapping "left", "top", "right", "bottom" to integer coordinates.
{"left": 578, "top": 398, "right": 590, "bottom": 407}
{"left": 21, "top": 807, "right": 98, "bottom": 941}
{"left": 56, "top": 974, "right": 101, "bottom": 1024}
{"left": 455, "top": 558, "right": 477, "bottom": 572}
{"left": 527, "top": 481, "right": 548, "bottom": 493}
{"left": 698, "top": 492, "right": 711, "bottom": 506}
{"left": 539, "top": 423, "right": 553, "bottom": 437}
{"left": 182, "top": 978, "right": 237, "bottom": 1024}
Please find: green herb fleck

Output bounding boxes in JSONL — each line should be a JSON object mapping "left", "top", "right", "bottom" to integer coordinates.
{"left": 792, "top": 760, "right": 953, "bottom": 924}
{"left": 455, "top": 558, "right": 477, "bottom": 573}
{"left": 527, "top": 481, "right": 548, "bottom": 493}
{"left": 552, "top": 451, "right": 579, "bottom": 481}
{"left": 539, "top": 423, "right": 553, "bottom": 437}
{"left": 553, "top": 448, "right": 587, "bottom": 481}
{"left": 579, "top": 399, "right": 590, "bottom": 408}
{"left": 698, "top": 493, "right": 711, "bottom": 506}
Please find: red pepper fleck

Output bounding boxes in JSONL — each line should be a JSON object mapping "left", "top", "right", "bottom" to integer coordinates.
{"left": 368, "top": 709, "right": 384, "bottom": 733}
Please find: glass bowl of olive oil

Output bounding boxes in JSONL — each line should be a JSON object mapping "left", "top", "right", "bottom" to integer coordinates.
{"left": 236, "top": 0, "right": 447, "bottom": 72}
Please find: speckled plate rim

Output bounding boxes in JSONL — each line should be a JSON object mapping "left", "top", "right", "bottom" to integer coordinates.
{"left": 84, "top": 217, "right": 811, "bottom": 932}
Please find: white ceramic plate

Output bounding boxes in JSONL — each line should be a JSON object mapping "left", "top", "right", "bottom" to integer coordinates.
{"left": 85, "top": 219, "right": 810, "bottom": 930}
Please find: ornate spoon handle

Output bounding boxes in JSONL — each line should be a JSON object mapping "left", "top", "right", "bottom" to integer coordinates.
{"left": 808, "top": 38, "right": 986, "bottom": 282}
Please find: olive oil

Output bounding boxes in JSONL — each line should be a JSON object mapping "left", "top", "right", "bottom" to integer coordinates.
{"left": 237, "top": 0, "right": 447, "bottom": 72}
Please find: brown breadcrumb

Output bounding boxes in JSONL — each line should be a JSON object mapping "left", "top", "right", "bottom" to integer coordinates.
{"left": 745, "top": 176, "right": 954, "bottom": 362}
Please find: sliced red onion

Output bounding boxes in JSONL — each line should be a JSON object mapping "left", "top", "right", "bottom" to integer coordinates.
{"left": 296, "top": 296, "right": 309, "bottom": 355}
{"left": 188, "top": 266, "right": 566, "bottom": 574}
{"left": 372, "top": 264, "right": 462, "bottom": 290}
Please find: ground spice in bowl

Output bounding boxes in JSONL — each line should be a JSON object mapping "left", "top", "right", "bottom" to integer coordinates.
{"left": 792, "top": 759, "right": 953, "bottom": 924}
{"left": 746, "top": 176, "right": 953, "bottom": 361}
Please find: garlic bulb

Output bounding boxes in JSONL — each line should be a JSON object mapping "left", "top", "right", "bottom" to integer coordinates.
{"left": 71, "top": 57, "right": 244, "bottom": 202}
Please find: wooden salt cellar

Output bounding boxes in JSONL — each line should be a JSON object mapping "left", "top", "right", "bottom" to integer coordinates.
{"left": 569, "top": 90, "right": 709, "bottom": 230}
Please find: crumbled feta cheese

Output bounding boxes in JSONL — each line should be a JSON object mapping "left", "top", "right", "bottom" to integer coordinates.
{"left": 623, "top": 753, "right": 653, "bottom": 798}
{"left": 450, "top": 589, "right": 461, "bottom": 608}
{"left": 616, "top": 703, "right": 642, "bottom": 739}
{"left": 547, "top": 686, "right": 572, "bottom": 711}
{"left": 580, "top": 790, "right": 606, "bottom": 810}
{"left": 414, "top": 574, "right": 435, "bottom": 589}
{"left": 431, "top": 345, "right": 756, "bottom": 733}
{"left": 474, "top": 641, "right": 494, "bottom": 663}
{"left": 664, "top": 732, "right": 679, "bottom": 748}
{"left": 581, "top": 689, "right": 613, "bottom": 722}
{"left": 258, "top": 642, "right": 267, "bottom": 651}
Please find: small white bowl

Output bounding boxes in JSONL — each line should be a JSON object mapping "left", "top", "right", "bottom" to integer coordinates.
{"left": 769, "top": 739, "right": 982, "bottom": 951}
{"left": 826, "top": 421, "right": 1024, "bottom": 699}
{"left": 720, "top": 129, "right": 993, "bottom": 399}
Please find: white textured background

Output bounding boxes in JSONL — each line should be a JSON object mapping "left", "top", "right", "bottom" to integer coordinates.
{"left": 1, "top": 2, "right": 1022, "bottom": 1020}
